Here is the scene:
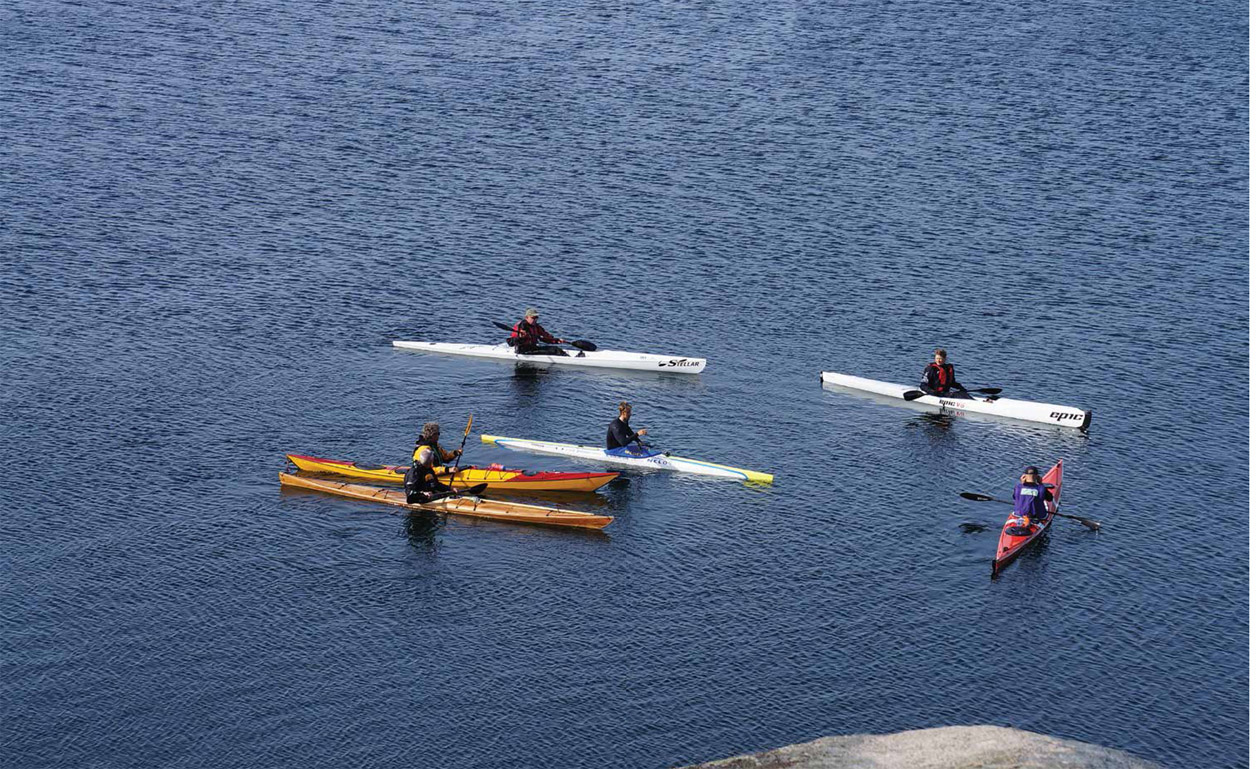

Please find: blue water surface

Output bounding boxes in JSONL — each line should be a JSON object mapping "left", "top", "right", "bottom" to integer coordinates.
{"left": 1, "top": 0, "right": 1247, "bottom": 767}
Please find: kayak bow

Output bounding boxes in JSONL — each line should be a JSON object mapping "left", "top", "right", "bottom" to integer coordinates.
{"left": 480, "top": 434, "right": 773, "bottom": 483}
{"left": 279, "top": 473, "right": 614, "bottom": 530}
{"left": 286, "top": 453, "right": 618, "bottom": 492}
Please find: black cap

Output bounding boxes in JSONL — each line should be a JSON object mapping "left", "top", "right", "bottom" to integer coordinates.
{"left": 1023, "top": 466, "right": 1040, "bottom": 475}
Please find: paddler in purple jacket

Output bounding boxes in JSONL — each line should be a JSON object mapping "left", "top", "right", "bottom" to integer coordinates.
{"left": 1013, "top": 466, "right": 1054, "bottom": 524}
{"left": 920, "top": 348, "right": 970, "bottom": 398}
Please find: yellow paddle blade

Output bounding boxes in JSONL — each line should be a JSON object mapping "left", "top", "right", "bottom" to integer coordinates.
{"left": 463, "top": 414, "right": 474, "bottom": 436}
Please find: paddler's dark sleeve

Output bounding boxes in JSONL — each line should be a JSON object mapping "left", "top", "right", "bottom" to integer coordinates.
{"left": 606, "top": 419, "right": 635, "bottom": 449}
{"left": 950, "top": 367, "right": 965, "bottom": 391}
{"left": 536, "top": 324, "right": 559, "bottom": 343}
{"left": 920, "top": 365, "right": 938, "bottom": 393}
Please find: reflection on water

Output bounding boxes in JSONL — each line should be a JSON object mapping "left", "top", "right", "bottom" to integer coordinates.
{"left": 508, "top": 365, "right": 553, "bottom": 403}
{"left": 403, "top": 510, "right": 445, "bottom": 552}
{"left": 908, "top": 412, "right": 957, "bottom": 432}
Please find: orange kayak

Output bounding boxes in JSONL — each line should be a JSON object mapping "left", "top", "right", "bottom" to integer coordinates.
{"left": 278, "top": 473, "right": 614, "bottom": 530}
{"left": 992, "top": 460, "right": 1063, "bottom": 577}
{"left": 286, "top": 453, "right": 618, "bottom": 493}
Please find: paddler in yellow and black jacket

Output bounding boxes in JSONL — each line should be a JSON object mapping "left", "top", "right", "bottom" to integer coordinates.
{"left": 404, "top": 422, "right": 459, "bottom": 503}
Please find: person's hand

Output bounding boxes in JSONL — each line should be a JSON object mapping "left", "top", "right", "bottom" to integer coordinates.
{"left": 453, "top": 449, "right": 463, "bottom": 458}
{"left": 637, "top": 428, "right": 648, "bottom": 437}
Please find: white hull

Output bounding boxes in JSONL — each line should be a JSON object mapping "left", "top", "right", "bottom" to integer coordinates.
{"left": 393, "top": 341, "right": 706, "bottom": 374}
{"left": 820, "top": 372, "right": 1091, "bottom": 430}
{"left": 480, "top": 435, "right": 773, "bottom": 483}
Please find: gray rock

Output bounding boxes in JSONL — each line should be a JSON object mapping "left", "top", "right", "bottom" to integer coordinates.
{"left": 682, "top": 725, "right": 1162, "bottom": 769}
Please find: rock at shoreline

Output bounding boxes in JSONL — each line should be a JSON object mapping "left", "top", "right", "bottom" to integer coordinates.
{"left": 683, "top": 725, "right": 1161, "bottom": 768}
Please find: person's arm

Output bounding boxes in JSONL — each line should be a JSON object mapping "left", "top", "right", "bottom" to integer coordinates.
{"left": 921, "top": 366, "right": 938, "bottom": 394}
{"left": 537, "top": 324, "right": 562, "bottom": 344}
{"left": 609, "top": 419, "right": 636, "bottom": 448}
{"left": 951, "top": 367, "right": 966, "bottom": 392}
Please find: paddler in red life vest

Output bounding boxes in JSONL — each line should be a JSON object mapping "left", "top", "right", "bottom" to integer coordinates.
{"left": 1008, "top": 465, "right": 1055, "bottom": 533}
{"left": 510, "top": 308, "right": 568, "bottom": 356}
{"left": 920, "top": 348, "right": 971, "bottom": 398}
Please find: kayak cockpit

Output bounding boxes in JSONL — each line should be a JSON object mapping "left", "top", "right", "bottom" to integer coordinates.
{"left": 605, "top": 445, "right": 665, "bottom": 459}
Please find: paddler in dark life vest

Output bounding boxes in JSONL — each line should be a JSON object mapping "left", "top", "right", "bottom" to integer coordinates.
{"left": 1007, "top": 465, "right": 1055, "bottom": 533}
{"left": 404, "top": 442, "right": 452, "bottom": 504}
{"left": 920, "top": 348, "right": 970, "bottom": 398}
{"left": 405, "top": 422, "right": 459, "bottom": 503}
{"left": 606, "top": 401, "right": 648, "bottom": 451}
{"left": 510, "top": 308, "right": 568, "bottom": 356}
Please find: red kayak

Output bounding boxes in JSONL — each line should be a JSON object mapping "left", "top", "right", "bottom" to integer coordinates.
{"left": 991, "top": 460, "right": 1063, "bottom": 577}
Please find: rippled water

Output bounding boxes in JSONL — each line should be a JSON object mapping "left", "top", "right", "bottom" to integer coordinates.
{"left": 1, "top": 0, "right": 1247, "bottom": 767}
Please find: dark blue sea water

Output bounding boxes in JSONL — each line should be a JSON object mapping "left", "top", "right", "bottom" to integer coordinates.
{"left": 1, "top": 0, "right": 1247, "bottom": 767}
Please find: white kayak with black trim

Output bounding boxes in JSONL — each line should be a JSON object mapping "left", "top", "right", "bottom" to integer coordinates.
{"left": 480, "top": 435, "right": 773, "bottom": 483}
{"left": 820, "top": 372, "right": 1092, "bottom": 430}
{"left": 392, "top": 341, "right": 706, "bottom": 374}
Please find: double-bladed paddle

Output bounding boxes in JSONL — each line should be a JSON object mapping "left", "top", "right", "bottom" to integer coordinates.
{"left": 904, "top": 387, "right": 1002, "bottom": 401}
{"left": 491, "top": 320, "right": 597, "bottom": 351}
{"left": 959, "top": 492, "right": 1101, "bottom": 531}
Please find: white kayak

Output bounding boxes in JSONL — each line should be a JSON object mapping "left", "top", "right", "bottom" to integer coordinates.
{"left": 820, "top": 372, "right": 1092, "bottom": 430}
{"left": 480, "top": 434, "right": 773, "bottom": 483}
{"left": 392, "top": 341, "right": 707, "bottom": 374}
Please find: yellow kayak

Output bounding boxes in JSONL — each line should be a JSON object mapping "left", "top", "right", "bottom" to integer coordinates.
{"left": 278, "top": 473, "right": 614, "bottom": 530}
{"left": 285, "top": 453, "right": 618, "bottom": 492}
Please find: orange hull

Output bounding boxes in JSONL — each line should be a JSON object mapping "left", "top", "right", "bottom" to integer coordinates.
{"left": 278, "top": 472, "right": 613, "bottom": 530}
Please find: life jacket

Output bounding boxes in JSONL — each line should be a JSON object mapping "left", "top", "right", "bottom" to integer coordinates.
{"left": 511, "top": 320, "right": 544, "bottom": 349}
{"left": 926, "top": 362, "right": 954, "bottom": 390}
{"left": 413, "top": 441, "right": 449, "bottom": 466}
{"left": 405, "top": 445, "right": 441, "bottom": 502}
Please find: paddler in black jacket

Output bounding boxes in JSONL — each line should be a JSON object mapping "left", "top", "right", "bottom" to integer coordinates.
{"left": 606, "top": 401, "right": 649, "bottom": 452}
{"left": 404, "top": 421, "right": 459, "bottom": 503}
{"left": 920, "top": 348, "right": 971, "bottom": 398}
